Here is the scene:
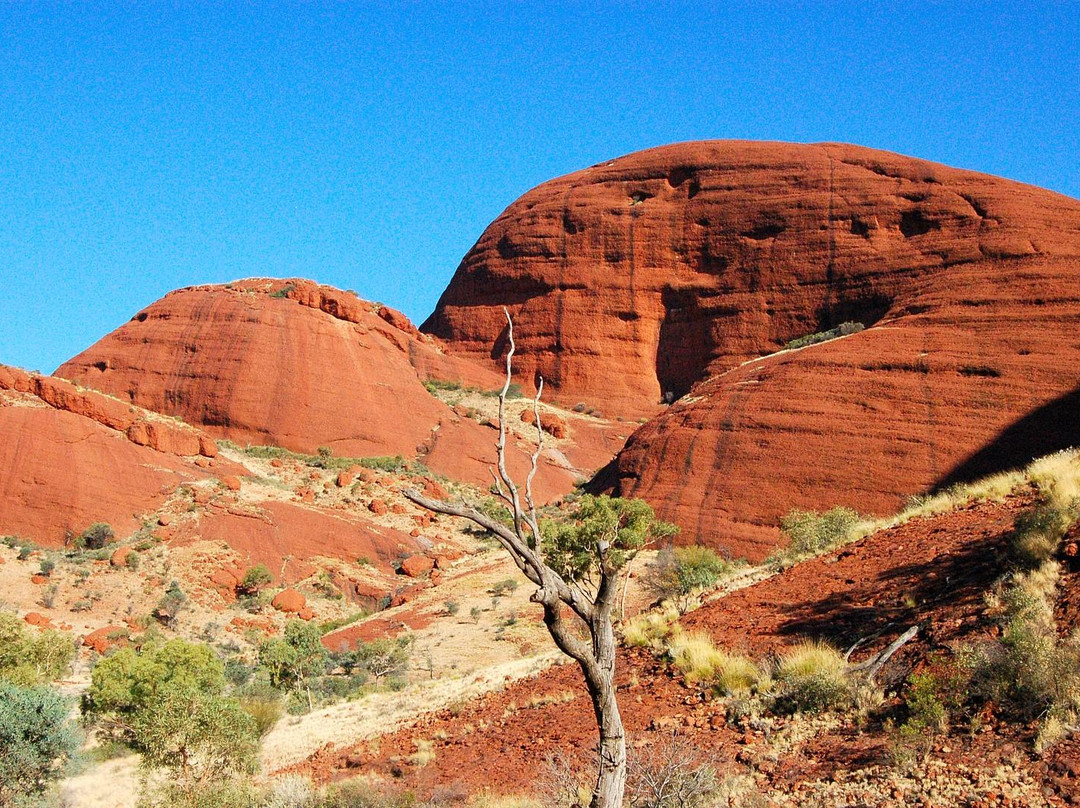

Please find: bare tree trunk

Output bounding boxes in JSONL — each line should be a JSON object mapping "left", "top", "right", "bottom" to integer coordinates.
{"left": 584, "top": 619, "right": 626, "bottom": 808}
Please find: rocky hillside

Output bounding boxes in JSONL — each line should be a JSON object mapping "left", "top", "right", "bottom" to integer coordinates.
{"left": 424, "top": 141, "right": 1080, "bottom": 558}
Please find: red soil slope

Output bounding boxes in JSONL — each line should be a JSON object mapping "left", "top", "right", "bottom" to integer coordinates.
{"left": 0, "top": 364, "right": 223, "bottom": 546}
{"left": 297, "top": 493, "right": 1080, "bottom": 804}
{"left": 425, "top": 141, "right": 1080, "bottom": 558}
{"left": 57, "top": 279, "right": 617, "bottom": 501}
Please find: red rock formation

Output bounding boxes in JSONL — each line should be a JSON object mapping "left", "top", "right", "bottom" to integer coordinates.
{"left": 271, "top": 588, "right": 307, "bottom": 614}
{"left": 57, "top": 279, "right": 501, "bottom": 460}
{"left": 82, "top": 625, "right": 129, "bottom": 654}
{"left": 56, "top": 278, "right": 605, "bottom": 501}
{"left": 0, "top": 365, "right": 226, "bottom": 547}
{"left": 424, "top": 141, "right": 1080, "bottom": 559}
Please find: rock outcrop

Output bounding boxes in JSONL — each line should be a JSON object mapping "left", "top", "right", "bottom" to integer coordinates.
{"left": 58, "top": 279, "right": 499, "bottom": 460}
{"left": 0, "top": 364, "right": 226, "bottom": 546}
{"left": 424, "top": 141, "right": 1080, "bottom": 558}
{"left": 56, "top": 279, "right": 613, "bottom": 501}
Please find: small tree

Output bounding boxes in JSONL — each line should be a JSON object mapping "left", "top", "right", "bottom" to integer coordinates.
{"left": 257, "top": 620, "right": 328, "bottom": 711}
{"left": 0, "top": 681, "right": 79, "bottom": 804}
{"left": 83, "top": 638, "right": 257, "bottom": 785}
{"left": 75, "top": 522, "right": 115, "bottom": 550}
{"left": 238, "top": 564, "right": 273, "bottom": 596}
{"left": 353, "top": 636, "right": 412, "bottom": 687}
{"left": 404, "top": 311, "right": 676, "bottom": 808}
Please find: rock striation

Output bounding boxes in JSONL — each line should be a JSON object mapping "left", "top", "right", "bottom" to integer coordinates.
{"left": 425, "top": 141, "right": 1080, "bottom": 558}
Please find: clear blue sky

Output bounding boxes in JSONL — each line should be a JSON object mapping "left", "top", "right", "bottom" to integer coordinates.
{"left": 1, "top": 2, "right": 1077, "bottom": 373}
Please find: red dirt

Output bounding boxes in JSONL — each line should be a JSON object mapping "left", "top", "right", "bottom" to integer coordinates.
{"left": 290, "top": 492, "right": 1080, "bottom": 804}
{"left": 172, "top": 499, "right": 421, "bottom": 582}
{"left": 423, "top": 141, "right": 1080, "bottom": 558}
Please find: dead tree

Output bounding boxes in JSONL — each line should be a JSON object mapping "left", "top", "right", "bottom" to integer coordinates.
{"left": 404, "top": 310, "right": 673, "bottom": 808}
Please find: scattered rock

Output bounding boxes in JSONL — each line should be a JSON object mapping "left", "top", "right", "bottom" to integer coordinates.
{"left": 271, "top": 588, "right": 307, "bottom": 614}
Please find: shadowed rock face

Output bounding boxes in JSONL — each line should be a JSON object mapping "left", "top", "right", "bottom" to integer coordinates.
{"left": 425, "top": 141, "right": 1080, "bottom": 558}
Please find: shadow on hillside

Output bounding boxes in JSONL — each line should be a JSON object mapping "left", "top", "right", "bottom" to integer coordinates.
{"left": 775, "top": 530, "right": 1010, "bottom": 651}
{"left": 933, "top": 385, "right": 1080, "bottom": 491}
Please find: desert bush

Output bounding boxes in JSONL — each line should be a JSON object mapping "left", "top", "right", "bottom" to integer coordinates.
{"left": 85, "top": 638, "right": 258, "bottom": 783}
{"left": 444, "top": 600, "right": 460, "bottom": 616}
{"left": 712, "top": 653, "right": 767, "bottom": 697}
{"left": 626, "top": 734, "right": 718, "bottom": 808}
{"left": 138, "top": 778, "right": 257, "bottom": 808}
{"left": 239, "top": 684, "right": 284, "bottom": 737}
{"left": 668, "top": 631, "right": 726, "bottom": 684}
{"left": 74, "top": 522, "right": 115, "bottom": 550}
{"left": 239, "top": 564, "right": 273, "bottom": 595}
{"left": 1011, "top": 501, "right": 1078, "bottom": 568}
{"left": 784, "top": 321, "right": 864, "bottom": 350}
{"left": 0, "top": 611, "right": 77, "bottom": 685}
{"left": 771, "top": 640, "right": 851, "bottom": 714}
{"left": 258, "top": 620, "right": 329, "bottom": 711}
{"left": 263, "top": 774, "right": 317, "bottom": 808}
{"left": 154, "top": 580, "right": 187, "bottom": 625}
{"left": 776, "top": 507, "right": 860, "bottom": 559}
{"left": 645, "top": 546, "right": 728, "bottom": 609}
{"left": 0, "top": 680, "right": 79, "bottom": 805}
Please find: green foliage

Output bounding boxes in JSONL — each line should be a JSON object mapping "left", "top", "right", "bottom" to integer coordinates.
{"left": 257, "top": 620, "right": 329, "bottom": 692}
{"left": 443, "top": 600, "right": 459, "bottom": 616}
{"left": 238, "top": 684, "right": 284, "bottom": 737}
{"left": 37, "top": 558, "right": 55, "bottom": 577}
{"left": 541, "top": 495, "right": 678, "bottom": 587}
{"left": 646, "top": 546, "right": 729, "bottom": 607}
{"left": 0, "top": 681, "right": 79, "bottom": 804}
{"left": 347, "top": 636, "right": 412, "bottom": 686}
{"left": 422, "top": 378, "right": 464, "bottom": 394}
{"left": 85, "top": 638, "right": 258, "bottom": 781}
{"left": 155, "top": 580, "right": 187, "bottom": 625}
{"left": 489, "top": 578, "right": 519, "bottom": 598}
{"left": 269, "top": 283, "right": 295, "bottom": 299}
{"left": 0, "top": 611, "right": 77, "bottom": 686}
{"left": 784, "top": 321, "right": 864, "bottom": 350}
{"left": 74, "top": 522, "right": 115, "bottom": 550}
{"left": 776, "top": 506, "right": 861, "bottom": 559}
{"left": 239, "top": 564, "right": 273, "bottom": 595}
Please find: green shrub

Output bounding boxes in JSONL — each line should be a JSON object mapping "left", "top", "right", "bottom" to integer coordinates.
{"left": 85, "top": 638, "right": 258, "bottom": 783}
{"left": 239, "top": 564, "right": 273, "bottom": 595}
{"left": 239, "top": 688, "right": 284, "bottom": 737}
{"left": 777, "top": 507, "right": 861, "bottom": 558}
{"left": 646, "top": 546, "right": 728, "bottom": 608}
{"left": 0, "top": 681, "right": 79, "bottom": 804}
{"left": 75, "top": 522, "right": 115, "bottom": 550}
{"left": 784, "top": 321, "right": 864, "bottom": 350}
{"left": 155, "top": 580, "right": 187, "bottom": 625}
{"left": 0, "top": 611, "right": 77, "bottom": 685}
{"left": 1011, "top": 501, "right": 1078, "bottom": 568}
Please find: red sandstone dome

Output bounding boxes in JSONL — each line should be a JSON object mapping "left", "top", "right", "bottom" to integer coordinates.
{"left": 57, "top": 278, "right": 619, "bottom": 501}
{"left": 423, "top": 141, "right": 1080, "bottom": 558}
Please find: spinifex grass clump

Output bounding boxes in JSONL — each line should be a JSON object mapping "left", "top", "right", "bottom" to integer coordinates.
{"left": 771, "top": 640, "right": 852, "bottom": 714}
